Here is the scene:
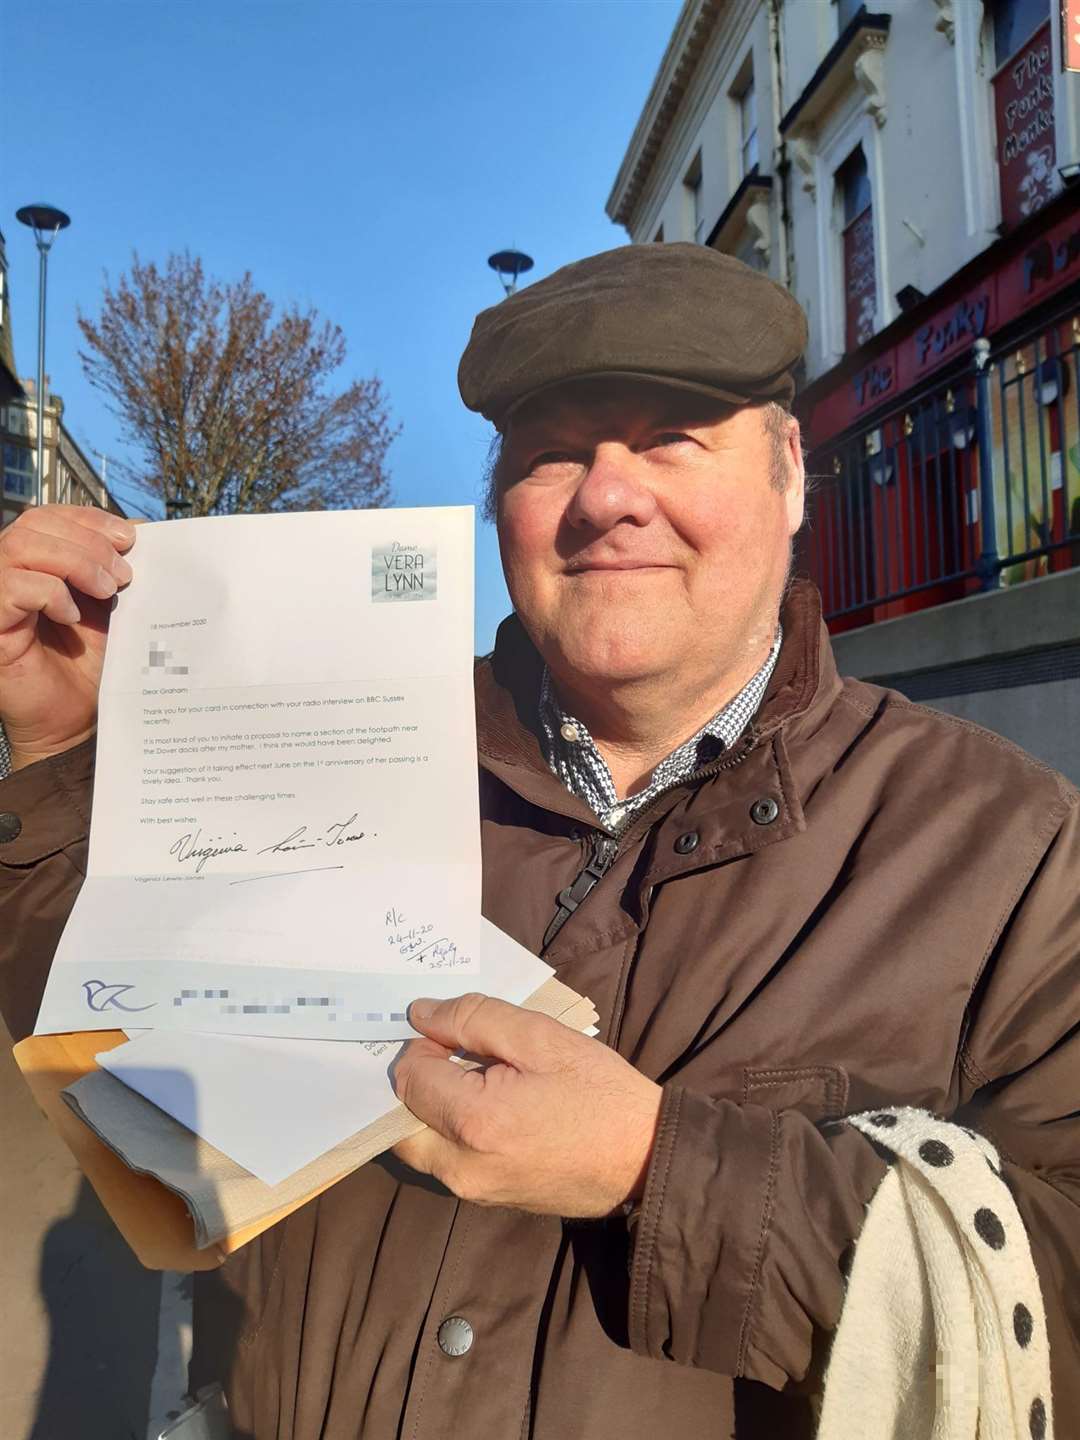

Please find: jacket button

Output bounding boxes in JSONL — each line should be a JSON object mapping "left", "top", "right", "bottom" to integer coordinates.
{"left": 750, "top": 797, "right": 780, "bottom": 826}
{"left": 437, "top": 1316, "right": 474, "bottom": 1356}
{"left": 674, "top": 831, "right": 699, "bottom": 854}
{"left": 0, "top": 812, "right": 22, "bottom": 843}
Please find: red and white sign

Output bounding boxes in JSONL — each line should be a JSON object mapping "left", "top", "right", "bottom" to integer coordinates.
{"left": 1064, "top": 0, "right": 1080, "bottom": 72}
{"left": 993, "top": 23, "right": 1060, "bottom": 230}
{"left": 843, "top": 207, "right": 876, "bottom": 352}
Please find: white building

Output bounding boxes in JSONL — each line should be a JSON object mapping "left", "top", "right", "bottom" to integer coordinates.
{"left": 609, "top": 0, "right": 1079, "bottom": 389}
{"left": 608, "top": 0, "right": 1080, "bottom": 779}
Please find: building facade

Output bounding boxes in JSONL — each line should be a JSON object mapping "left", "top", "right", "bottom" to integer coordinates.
{"left": 0, "top": 228, "right": 124, "bottom": 528}
{"left": 608, "top": 0, "right": 1080, "bottom": 780}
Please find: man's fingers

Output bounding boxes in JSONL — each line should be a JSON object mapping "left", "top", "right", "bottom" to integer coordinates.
{"left": 0, "top": 568, "right": 82, "bottom": 633}
{"left": 391, "top": 1038, "right": 483, "bottom": 1137}
{"left": 0, "top": 524, "right": 130, "bottom": 601}
{"left": 392, "top": 1126, "right": 450, "bottom": 1179}
{"left": 407, "top": 992, "right": 555, "bottom": 1064}
{"left": 17, "top": 504, "right": 136, "bottom": 551}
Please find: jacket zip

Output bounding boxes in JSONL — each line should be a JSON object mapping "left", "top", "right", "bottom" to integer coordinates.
{"left": 539, "top": 736, "right": 757, "bottom": 956}
{"left": 541, "top": 834, "right": 619, "bottom": 951}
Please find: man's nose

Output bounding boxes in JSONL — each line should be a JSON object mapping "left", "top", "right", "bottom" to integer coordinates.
{"left": 565, "top": 444, "right": 657, "bottom": 530}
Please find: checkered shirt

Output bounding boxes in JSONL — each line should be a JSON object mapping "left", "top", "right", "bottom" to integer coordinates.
{"left": 0, "top": 724, "right": 9, "bottom": 780}
{"left": 538, "top": 626, "right": 782, "bottom": 833}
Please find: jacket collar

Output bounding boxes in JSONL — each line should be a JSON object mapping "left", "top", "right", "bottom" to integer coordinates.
{"left": 475, "top": 578, "right": 839, "bottom": 781}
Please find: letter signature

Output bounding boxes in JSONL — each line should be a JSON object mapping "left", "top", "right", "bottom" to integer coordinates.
{"left": 257, "top": 825, "right": 318, "bottom": 856}
{"left": 172, "top": 813, "right": 372, "bottom": 869}
{"left": 258, "top": 814, "right": 371, "bottom": 855}
{"left": 170, "top": 830, "right": 249, "bottom": 873}
{"left": 324, "top": 813, "right": 369, "bottom": 847}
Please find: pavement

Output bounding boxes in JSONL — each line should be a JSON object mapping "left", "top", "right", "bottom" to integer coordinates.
{"left": 1, "top": 1023, "right": 191, "bottom": 1439}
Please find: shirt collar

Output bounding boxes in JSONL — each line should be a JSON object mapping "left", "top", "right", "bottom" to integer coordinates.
{"left": 537, "top": 626, "right": 783, "bottom": 831}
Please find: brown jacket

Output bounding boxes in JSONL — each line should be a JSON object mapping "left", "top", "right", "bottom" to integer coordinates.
{"left": 2, "top": 581, "right": 1078, "bottom": 1439}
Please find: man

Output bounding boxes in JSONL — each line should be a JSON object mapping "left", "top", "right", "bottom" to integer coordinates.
{"left": 1, "top": 245, "right": 1077, "bottom": 1438}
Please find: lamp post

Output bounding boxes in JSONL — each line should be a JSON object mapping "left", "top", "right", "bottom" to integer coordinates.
{"left": 973, "top": 337, "right": 1001, "bottom": 591}
{"left": 487, "top": 248, "right": 534, "bottom": 297}
{"left": 15, "top": 204, "right": 71, "bottom": 508}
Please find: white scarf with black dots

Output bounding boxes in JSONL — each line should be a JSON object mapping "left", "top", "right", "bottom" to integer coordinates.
{"left": 819, "top": 1108, "right": 1053, "bottom": 1440}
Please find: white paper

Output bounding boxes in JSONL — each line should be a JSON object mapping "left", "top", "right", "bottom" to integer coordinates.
{"left": 97, "top": 1026, "right": 404, "bottom": 1187}
{"left": 35, "top": 509, "right": 551, "bottom": 1040}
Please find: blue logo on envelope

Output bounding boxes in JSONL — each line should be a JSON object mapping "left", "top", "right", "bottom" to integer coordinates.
{"left": 372, "top": 541, "right": 437, "bottom": 602}
{"left": 82, "top": 979, "right": 156, "bottom": 1013}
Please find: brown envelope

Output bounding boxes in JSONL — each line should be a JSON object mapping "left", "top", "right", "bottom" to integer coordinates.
{"left": 12, "top": 1029, "right": 228, "bottom": 1271}
{"left": 12, "top": 979, "right": 598, "bottom": 1273}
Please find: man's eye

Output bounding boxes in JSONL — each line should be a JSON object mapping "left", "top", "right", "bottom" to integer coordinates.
{"left": 649, "top": 432, "right": 694, "bottom": 448}
{"left": 528, "top": 451, "right": 576, "bottom": 471}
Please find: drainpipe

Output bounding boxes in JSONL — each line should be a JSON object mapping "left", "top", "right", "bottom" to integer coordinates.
{"left": 766, "top": 0, "right": 793, "bottom": 292}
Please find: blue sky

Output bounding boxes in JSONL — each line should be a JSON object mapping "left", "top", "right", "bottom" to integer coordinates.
{"left": 4, "top": 0, "right": 680, "bottom": 651}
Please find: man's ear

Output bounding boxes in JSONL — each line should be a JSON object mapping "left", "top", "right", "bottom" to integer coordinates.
{"left": 784, "top": 417, "right": 806, "bottom": 536}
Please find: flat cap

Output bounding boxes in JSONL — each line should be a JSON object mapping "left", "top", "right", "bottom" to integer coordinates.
{"left": 458, "top": 242, "right": 807, "bottom": 426}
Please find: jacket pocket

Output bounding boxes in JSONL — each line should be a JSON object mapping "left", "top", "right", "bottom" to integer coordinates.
{"left": 741, "top": 1064, "right": 850, "bottom": 1120}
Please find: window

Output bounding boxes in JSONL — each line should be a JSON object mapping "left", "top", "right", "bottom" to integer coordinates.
{"left": 2, "top": 404, "right": 29, "bottom": 437}
{"left": 683, "top": 152, "right": 705, "bottom": 243}
{"left": 990, "top": 0, "right": 1048, "bottom": 66}
{"left": 738, "top": 78, "right": 759, "bottom": 177}
{"left": 2, "top": 443, "right": 33, "bottom": 500}
{"left": 840, "top": 146, "right": 872, "bottom": 225}
{"left": 837, "top": 146, "right": 875, "bottom": 352}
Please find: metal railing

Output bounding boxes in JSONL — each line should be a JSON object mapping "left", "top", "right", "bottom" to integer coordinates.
{"left": 805, "top": 309, "right": 1080, "bottom": 629}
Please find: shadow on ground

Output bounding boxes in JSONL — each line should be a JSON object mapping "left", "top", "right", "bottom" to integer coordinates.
{"left": 1, "top": 1029, "right": 164, "bottom": 1439}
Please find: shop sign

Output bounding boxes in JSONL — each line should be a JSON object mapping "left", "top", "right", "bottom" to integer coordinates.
{"left": 993, "top": 23, "right": 1061, "bottom": 230}
{"left": 996, "top": 26, "right": 1059, "bottom": 230}
{"left": 843, "top": 207, "right": 877, "bottom": 352}
{"left": 852, "top": 358, "right": 895, "bottom": 409}
{"left": 909, "top": 292, "right": 993, "bottom": 381}
{"left": 1064, "top": 0, "right": 1080, "bottom": 72}
{"left": 804, "top": 347, "right": 898, "bottom": 451}
{"left": 995, "top": 207, "right": 1080, "bottom": 318}
{"left": 1023, "top": 221, "right": 1080, "bottom": 291}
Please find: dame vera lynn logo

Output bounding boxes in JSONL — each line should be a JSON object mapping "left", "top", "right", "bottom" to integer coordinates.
{"left": 372, "top": 540, "right": 437, "bottom": 602}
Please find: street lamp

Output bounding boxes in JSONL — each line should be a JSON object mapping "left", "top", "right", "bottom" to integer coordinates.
{"left": 487, "top": 248, "right": 534, "bottom": 297}
{"left": 15, "top": 203, "right": 71, "bottom": 508}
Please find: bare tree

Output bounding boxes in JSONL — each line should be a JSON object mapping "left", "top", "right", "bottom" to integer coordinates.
{"left": 78, "top": 253, "right": 397, "bottom": 515}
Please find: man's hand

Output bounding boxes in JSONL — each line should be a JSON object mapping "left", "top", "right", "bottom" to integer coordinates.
{"left": 391, "top": 993, "right": 663, "bottom": 1217}
{"left": 0, "top": 506, "right": 136, "bottom": 768}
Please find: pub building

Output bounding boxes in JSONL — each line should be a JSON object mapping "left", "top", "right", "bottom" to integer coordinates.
{"left": 608, "top": 0, "right": 1080, "bottom": 640}
{"left": 799, "top": 15, "right": 1080, "bottom": 633}
{"left": 801, "top": 183, "right": 1080, "bottom": 631}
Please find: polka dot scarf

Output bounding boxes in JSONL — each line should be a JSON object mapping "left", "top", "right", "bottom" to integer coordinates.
{"left": 819, "top": 1108, "right": 1053, "bottom": 1439}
